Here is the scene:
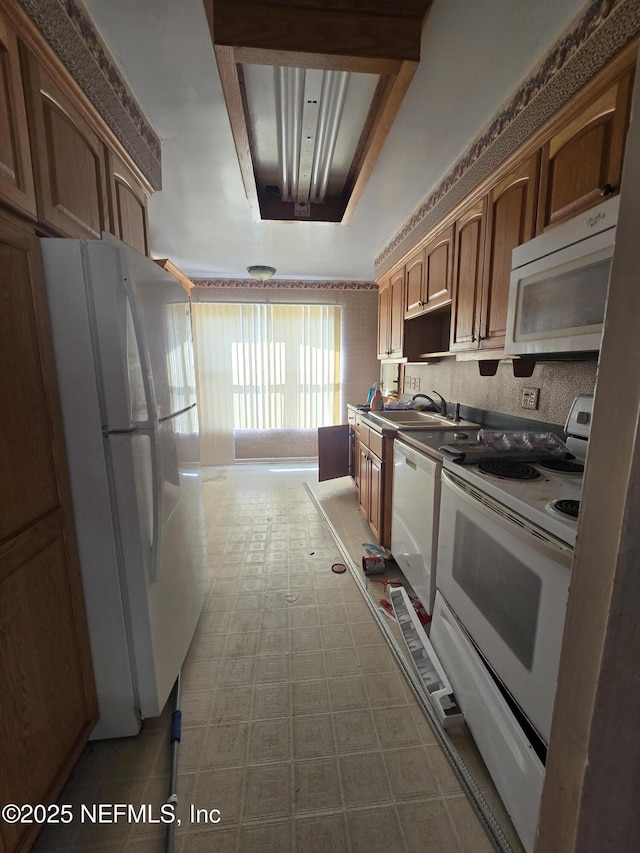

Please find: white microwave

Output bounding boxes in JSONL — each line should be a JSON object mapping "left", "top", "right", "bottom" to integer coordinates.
{"left": 504, "top": 195, "right": 619, "bottom": 356}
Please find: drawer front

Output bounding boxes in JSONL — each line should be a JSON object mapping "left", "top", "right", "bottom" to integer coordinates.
{"left": 354, "top": 421, "right": 369, "bottom": 446}
{"left": 368, "top": 428, "right": 383, "bottom": 458}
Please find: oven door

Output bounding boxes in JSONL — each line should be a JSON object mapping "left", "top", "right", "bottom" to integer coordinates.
{"left": 437, "top": 469, "right": 573, "bottom": 743}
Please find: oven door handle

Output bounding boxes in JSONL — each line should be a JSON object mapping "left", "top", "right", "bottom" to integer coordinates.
{"left": 441, "top": 469, "right": 574, "bottom": 570}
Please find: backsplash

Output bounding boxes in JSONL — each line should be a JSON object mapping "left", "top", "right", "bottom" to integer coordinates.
{"left": 403, "top": 358, "right": 598, "bottom": 426}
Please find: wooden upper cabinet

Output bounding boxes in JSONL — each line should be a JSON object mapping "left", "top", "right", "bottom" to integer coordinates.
{"left": 377, "top": 269, "right": 405, "bottom": 359}
{"left": 450, "top": 198, "right": 486, "bottom": 351}
{"left": 404, "top": 247, "right": 425, "bottom": 318}
{"left": 479, "top": 152, "right": 539, "bottom": 350}
{"left": 404, "top": 224, "right": 453, "bottom": 319}
{"left": 108, "top": 149, "right": 150, "bottom": 255}
{"left": 537, "top": 70, "right": 633, "bottom": 232}
{"left": 22, "top": 52, "right": 110, "bottom": 239}
{"left": 389, "top": 268, "right": 405, "bottom": 357}
{"left": 377, "top": 277, "right": 391, "bottom": 358}
{"left": 0, "top": 12, "right": 36, "bottom": 218}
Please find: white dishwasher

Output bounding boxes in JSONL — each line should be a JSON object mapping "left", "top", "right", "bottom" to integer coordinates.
{"left": 391, "top": 440, "right": 441, "bottom": 614}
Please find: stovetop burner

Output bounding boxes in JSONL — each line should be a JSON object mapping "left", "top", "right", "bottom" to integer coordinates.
{"left": 477, "top": 460, "right": 542, "bottom": 481}
{"left": 549, "top": 499, "right": 580, "bottom": 519}
{"left": 538, "top": 459, "right": 585, "bottom": 474}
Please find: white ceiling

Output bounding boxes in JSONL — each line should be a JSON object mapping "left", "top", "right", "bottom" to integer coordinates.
{"left": 83, "top": 0, "right": 588, "bottom": 281}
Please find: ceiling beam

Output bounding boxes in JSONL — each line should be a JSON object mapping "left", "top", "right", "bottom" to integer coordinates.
{"left": 206, "top": 0, "right": 432, "bottom": 61}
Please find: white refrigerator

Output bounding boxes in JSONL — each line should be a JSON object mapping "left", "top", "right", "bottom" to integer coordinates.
{"left": 41, "top": 234, "right": 208, "bottom": 739}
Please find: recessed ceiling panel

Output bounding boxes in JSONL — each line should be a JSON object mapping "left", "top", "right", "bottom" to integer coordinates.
{"left": 243, "top": 65, "right": 379, "bottom": 206}
{"left": 207, "top": 0, "right": 433, "bottom": 222}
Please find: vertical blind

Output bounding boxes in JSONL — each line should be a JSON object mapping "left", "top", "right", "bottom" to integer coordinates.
{"left": 192, "top": 302, "right": 341, "bottom": 463}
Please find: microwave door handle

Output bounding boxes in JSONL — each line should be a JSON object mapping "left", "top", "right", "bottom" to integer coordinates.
{"left": 441, "top": 470, "right": 574, "bottom": 570}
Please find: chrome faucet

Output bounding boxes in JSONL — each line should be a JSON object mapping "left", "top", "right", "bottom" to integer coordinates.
{"left": 411, "top": 393, "right": 440, "bottom": 412}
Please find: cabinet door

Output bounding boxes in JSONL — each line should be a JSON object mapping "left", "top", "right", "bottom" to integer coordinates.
{"left": 0, "top": 12, "right": 36, "bottom": 218}
{"left": 357, "top": 442, "right": 370, "bottom": 519}
{"left": 22, "top": 53, "right": 109, "bottom": 238}
{"left": 317, "top": 424, "right": 350, "bottom": 481}
{"left": 108, "top": 149, "right": 150, "bottom": 255}
{"left": 377, "top": 279, "right": 391, "bottom": 358}
{"left": 479, "top": 153, "right": 539, "bottom": 350}
{"left": 537, "top": 72, "right": 632, "bottom": 232}
{"left": 404, "top": 248, "right": 425, "bottom": 318}
{"left": 368, "top": 451, "right": 383, "bottom": 541}
{"left": 450, "top": 198, "right": 486, "bottom": 351}
{"left": 424, "top": 223, "right": 453, "bottom": 312}
{"left": 389, "top": 269, "right": 405, "bottom": 357}
{"left": 0, "top": 212, "right": 97, "bottom": 853}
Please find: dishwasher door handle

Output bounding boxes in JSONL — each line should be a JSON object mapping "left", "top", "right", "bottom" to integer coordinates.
{"left": 405, "top": 457, "right": 417, "bottom": 470}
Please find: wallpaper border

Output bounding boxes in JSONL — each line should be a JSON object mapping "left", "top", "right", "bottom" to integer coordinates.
{"left": 192, "top": 278, "right": 378, "bottom": 290}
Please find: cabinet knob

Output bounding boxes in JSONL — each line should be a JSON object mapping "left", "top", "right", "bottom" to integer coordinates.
{"left": 478, "top": 334, "right": 486, "bottom": 341}
{"left": 600, "top": 183, "right": 616, "bottom": 197}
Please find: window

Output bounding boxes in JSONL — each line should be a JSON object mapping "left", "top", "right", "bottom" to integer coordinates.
{"left": 193, "top": 303, "right": 341, "bottom": 430}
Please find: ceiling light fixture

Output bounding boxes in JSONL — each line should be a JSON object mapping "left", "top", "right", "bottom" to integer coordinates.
{"left": 247, "top": 265, "right": 277, "bottom": 281}
{"left": 275, "top": 67, "right": 350, "bottom": 205}
{"left": 205, "top": 0, "right": 433, "bottom": 223}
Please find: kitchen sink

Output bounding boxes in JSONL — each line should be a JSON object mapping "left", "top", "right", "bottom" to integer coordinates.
{"left": 373, "top": 410, "right": 479, "bottom": 430}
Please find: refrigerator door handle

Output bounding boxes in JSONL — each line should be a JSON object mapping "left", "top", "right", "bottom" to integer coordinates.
{"left": 149, "top": 429, "right": 161, "bottom": 582}
{"left": 121, "top": 263, "right": 156, "bottom": 429}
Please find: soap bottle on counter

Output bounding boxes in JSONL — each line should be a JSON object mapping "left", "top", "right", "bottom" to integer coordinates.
{"left": 370, "top": 387, "right": 384, "bottom": 411}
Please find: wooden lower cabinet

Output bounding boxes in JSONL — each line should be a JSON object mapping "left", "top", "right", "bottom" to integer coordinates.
{"left": 357, "top": 439, "right": 383, "bottom": 542}
{"left": 357, "top": 440, "right": 370, "bottom": 517}
{"left": 0, "top": 212, "right": 97, "bottom": 853}
{"left": 318, "top": 414, "right": 392, "bottom": 548}
{"left": 367, "top": 449, "right": 383, "bottom": 541}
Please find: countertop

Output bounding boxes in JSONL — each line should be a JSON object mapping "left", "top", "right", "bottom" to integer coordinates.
{"left": 393, "top": 428, "right": 481, "bottom": 461}
{"left": 348, "top": 400, "right": 567, "bottom": 463}
{"left": 353, "top": 407, "right": 481, "bottom": 462}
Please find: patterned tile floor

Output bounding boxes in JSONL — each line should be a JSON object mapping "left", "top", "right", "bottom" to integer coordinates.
{"left": 31, "top": 462, "right": 513, "bottom": 853}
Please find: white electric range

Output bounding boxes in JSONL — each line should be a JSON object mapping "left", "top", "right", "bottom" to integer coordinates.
{"left": 430, "top": 395, "right": 593, "bottom": 853}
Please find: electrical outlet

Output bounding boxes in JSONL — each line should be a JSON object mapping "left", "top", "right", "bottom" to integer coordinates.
{"left": 415, "top": 378, "right": 420, "bottom": 391}
{"left": 521, "top": 387, "right": 540, "bottom": 410}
